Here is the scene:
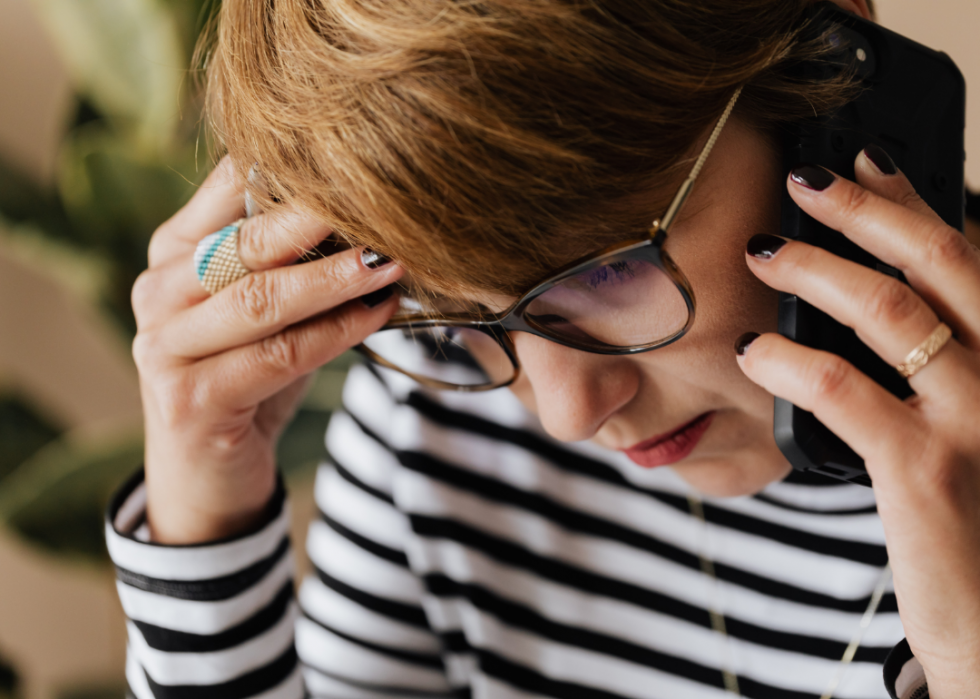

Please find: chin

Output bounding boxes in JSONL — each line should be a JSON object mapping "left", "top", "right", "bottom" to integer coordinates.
{"left": 670, "top": 449, "right": 791, "bottom": 498}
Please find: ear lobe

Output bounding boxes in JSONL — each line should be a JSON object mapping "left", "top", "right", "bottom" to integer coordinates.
{"left": 821, "top": 0, "right": 875, "bottom": 21}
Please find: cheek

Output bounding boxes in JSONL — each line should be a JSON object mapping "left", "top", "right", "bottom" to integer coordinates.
{"left": 646, "top": 150, "right": 784, "bottom": 427}
{"left": 679, "top": 133, "right": 784, "bottom": 356}
{"left": 674, "top": 202, "right": 781, "bottom": 374}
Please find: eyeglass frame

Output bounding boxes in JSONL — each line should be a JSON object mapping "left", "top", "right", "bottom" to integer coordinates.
{"left": 356, "top": 86, "right": 743, "bottom": 392}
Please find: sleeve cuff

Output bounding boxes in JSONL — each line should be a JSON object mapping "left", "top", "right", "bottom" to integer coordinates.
{"left": 105, "top": 468, "right": 291, "bottom": 588}
{"left": 884, "top": 638, "right": 928, "bottom": 699}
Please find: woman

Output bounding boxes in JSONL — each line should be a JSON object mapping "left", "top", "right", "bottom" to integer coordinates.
{"left": 108, "top": 0, "right": 980, "bottom": 697}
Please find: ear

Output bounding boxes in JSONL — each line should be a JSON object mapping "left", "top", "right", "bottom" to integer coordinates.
{"left": 823, "top": 0, "right": 874, "bottom": 21}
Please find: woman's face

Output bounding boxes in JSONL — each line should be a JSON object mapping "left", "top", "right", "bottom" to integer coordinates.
{"left": 504, "top": 117, "right": 789, "bottom": 497}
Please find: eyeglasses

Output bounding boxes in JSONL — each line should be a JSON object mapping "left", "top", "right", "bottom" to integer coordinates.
{"left": 357, "top": 87, "right": 743, "bottom": 391}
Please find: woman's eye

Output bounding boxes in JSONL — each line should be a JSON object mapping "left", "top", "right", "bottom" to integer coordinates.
{"left": 582, "top": 261, "right": 639, "bottom": 289}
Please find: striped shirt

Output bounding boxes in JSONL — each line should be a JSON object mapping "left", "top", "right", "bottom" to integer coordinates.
{"left": 106, "top": 362, "right": 926, "bottom": 699}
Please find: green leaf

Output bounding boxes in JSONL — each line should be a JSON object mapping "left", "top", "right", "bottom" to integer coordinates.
{"left": 277, "top": 407, "right": 331, "bottom": 482}
{"left": 280, "top": 355, "right": 360, "bottom": 478}
{"left": 58, "top": 125, "right": 201, "bottom": 244}
{"left": 0, "top": 393, "right": 63, "bottom": 484}
{"left": 29, "top": 0, "right": 186, "bottom": 154}
{"left": 302, "top": 352, "right": 362, "bottom": 412}
{"left": 0, "top": 428, "right": 143, "bottom": 563}
{"left": 0, "top": 157, "right": 72, "bottom": 237}
{"left": 160, "top": 0, "right": 221, "bottom": 58}
{"left": 0, "top": 216, "right": 114, "bottom": 306}
{"left": 56, "top": 125, "right": 205, "bottom": 331}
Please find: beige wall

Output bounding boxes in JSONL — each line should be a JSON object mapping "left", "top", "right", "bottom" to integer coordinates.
{"left": 878, "top": 0, "right": 980, "bottom": 188}
{"left": 0, "top": 0, "right": 70, "bottom": 185}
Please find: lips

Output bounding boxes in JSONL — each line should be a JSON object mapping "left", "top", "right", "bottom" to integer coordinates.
{"left": 622, "top": 411, "right": 715, "bottom": 468}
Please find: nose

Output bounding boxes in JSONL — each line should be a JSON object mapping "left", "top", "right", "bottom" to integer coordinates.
{"left": 510, "top": 332, "right": 640, "bottom": 442}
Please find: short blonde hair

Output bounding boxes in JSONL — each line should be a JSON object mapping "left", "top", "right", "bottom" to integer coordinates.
{"left": 202, "top": 0, "right": 858, "bottom": 295}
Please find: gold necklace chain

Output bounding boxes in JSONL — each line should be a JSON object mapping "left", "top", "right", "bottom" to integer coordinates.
{"left": 686, "top": 493, "right": 892, "bottom": 699}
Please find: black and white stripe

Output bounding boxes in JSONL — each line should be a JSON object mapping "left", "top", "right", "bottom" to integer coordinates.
{"left": 109, "top": 362, "right": 915, "bottom": 698}
{"left": 108, "top": 475, "right": 303, "bottom": 698}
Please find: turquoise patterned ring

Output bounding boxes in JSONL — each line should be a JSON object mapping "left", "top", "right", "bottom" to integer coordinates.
{"left": 193, "top": 219, "right": 251, "bottom": 295}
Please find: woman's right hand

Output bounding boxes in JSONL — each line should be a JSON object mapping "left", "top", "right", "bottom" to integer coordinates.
{"left": 132, "top": 157, "right": 402, "bottom": 544}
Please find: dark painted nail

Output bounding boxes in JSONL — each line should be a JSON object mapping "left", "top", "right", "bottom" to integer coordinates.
{"left": 361, "top": 248, "right": 392, "bottom": 269}
{"left": 735, "top": 332, "right": 760, "bottom": 356}
{"left": 747, "top": 233, "right": 788, "bottom": 260}
{"left": 361, "top": 284, "right": 394, "bottom": 308}
{"left": 864, "top": 144, "right": 897, "bottom": 176}
{"left": 790, "top": 164, "right": 836, "bottom": 191}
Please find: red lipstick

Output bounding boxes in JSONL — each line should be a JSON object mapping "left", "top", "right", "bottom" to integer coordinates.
{"left": 623, "top": 412, "right": 715, "bottom": 468}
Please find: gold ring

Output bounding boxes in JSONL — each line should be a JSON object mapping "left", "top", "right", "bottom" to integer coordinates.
{"left": 194, "top": 219, "right": 252, "bottom": 295}
{"left": 895, "top": 322, "right": 953, "bottom": 378}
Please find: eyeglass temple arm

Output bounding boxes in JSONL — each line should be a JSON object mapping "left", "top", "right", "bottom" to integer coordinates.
{"left": 652, "top": 86, "right": 744, "bottom": 235}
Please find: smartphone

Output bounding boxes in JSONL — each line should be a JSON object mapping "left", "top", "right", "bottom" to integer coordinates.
{"left": 774, "top": 3, "right": 966, "bottom": 487}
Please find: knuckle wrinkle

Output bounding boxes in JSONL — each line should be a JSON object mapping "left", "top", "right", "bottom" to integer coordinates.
{"left": 235, "top": 273, "right": 280, "bottom": 326}
{"left": 922, "top": 225, "right": 971, "bottom": 270}
{"left": 809, "top": 356, "right": 851, "bottom": 409}
{"left": 839, "top": 185, "right": 873, "bottom": 220}
{"left": 238, "top": 219, "right": 271, "bottom": 265}
{"left": 259, "top": 333, "right": 299, "bottom": 374}
{"left": 865, "top": 276, "right": 918, "bottom": 327}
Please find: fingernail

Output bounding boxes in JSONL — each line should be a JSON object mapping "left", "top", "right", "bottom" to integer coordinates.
{"left": 361, "top": 248, "right": 392, "bottom": 269}
{"left": 790, "top": 164, "right": 836, "bottom": 191}
{"left": 863, "top": 144, "right": 898, "bottom": 176}
{"left": 747, "top": 233, "right": 788, "bottom": 260}
{"left": 735, "top": 332, "right": 760, "bottom": 356}
{"left": 361, "top": 284, "right": 394, "bottom": 308}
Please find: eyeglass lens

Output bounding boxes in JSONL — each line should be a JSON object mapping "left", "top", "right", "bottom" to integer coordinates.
{"left": 361, "top": 325, "right": 516, "bottom": 389}
{"left": 361, "top": 257, "right": 689, "bottom": 389}
{"left": 525, "top": 259, "right": 688, "bottom": 349}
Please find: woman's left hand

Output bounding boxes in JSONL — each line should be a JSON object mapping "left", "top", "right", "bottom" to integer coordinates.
{"left": 736, "top": 147, "right": 980, "bottom": 699}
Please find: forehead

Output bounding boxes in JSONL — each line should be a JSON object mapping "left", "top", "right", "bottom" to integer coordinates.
{"left": 390, "top": 115, "right": 772, "bottom": 304}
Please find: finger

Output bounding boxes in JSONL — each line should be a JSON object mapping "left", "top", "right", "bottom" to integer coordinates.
{"left": 136, "top": 225, "right": 356, "bottom": 331}
{"left": 185, "top": 293, "right": 398, "bottom": 410}
{"left": 160, "top": 247, "right": 401, "bottom": 358}
{"left": 854, "top": 144, "right": 946, "bottom": 225}
{"left": 132, "top": 256, "right": 211, "bottom": 330}
{"left": 745, "top": 236, "right": 971, "bottom": 390}
{"left": 148, "top": 156, "right": 246, "bottom": 267}
{"left": 788, "top": 165, "right": 980, "bottom": 349}
{"left": 736, "top": 332, "right": 925, "bottom": 472}
{"left": 235, "top": 211, "right": 335, "bottom": 271}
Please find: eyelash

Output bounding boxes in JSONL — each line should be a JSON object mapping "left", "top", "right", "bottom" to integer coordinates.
{"left": 583, "top": 261, "right": 638, "bottom": 289}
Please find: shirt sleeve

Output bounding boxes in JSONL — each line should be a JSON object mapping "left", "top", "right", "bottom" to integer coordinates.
{"left": 298, "top": 363, "right": 454, "bottom": 698}
{"left": 106, "top": 364, "right": 453, "bottom": 699}
{"left": 105, "top": 470, "right": 303, "bottom": 699}
{"left": 883, "top": 639, "right": 928, "bottom": 699}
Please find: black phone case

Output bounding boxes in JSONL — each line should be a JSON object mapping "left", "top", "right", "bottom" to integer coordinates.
{"left": 775, "top": 4, "right": 965, "bottom": 487}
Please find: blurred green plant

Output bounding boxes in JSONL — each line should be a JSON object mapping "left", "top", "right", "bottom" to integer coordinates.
{"left": 0, "top": 395, "right": 61, "bottom": 484}
{"left": 0, "top": 654, "right": 18, "bottom": 699}
{"left": 0, "top": 0, "right": 217, "bottom": 333}
{"left": 0, "top": 0, "right": 219, "bottom": 551}
{"left": 0, "top": 0, "right": 353, "bottom": 693}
